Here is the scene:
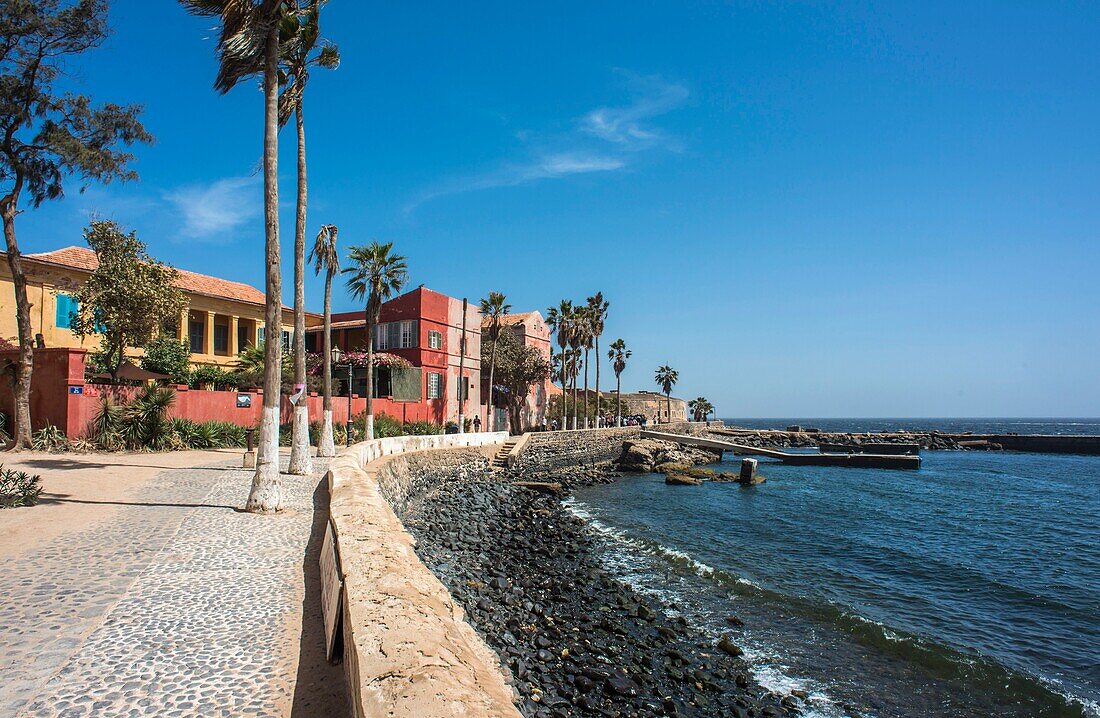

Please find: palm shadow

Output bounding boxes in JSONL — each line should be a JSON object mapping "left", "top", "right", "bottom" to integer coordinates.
{"left": 290, "top": 477, "right": 349, "bottom": 717}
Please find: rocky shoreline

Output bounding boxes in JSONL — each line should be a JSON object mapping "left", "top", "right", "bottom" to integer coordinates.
{"left": 400, "top": 450, "right": 796, "bottom": 718}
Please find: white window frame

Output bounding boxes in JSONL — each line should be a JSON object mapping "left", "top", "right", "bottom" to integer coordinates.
{"left": 400, "top": 320, "right": 415, "bottom": 349}
{"left": 428, "top": 329, "right": 443, "bottom": 350}
{"left": 427, "top": 372, "right": 443, "bottom": 399}
{"left": 374, "top": 323, "right": 389, "bottom": 350}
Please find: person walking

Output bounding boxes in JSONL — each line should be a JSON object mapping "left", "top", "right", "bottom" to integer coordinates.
{"left": 472, "top": 415, "right": 482, "bottom": 433}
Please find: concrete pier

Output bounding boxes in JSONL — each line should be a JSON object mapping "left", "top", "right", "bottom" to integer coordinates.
{"left": 641, "top": 430, "right": 922, "bottom": 470}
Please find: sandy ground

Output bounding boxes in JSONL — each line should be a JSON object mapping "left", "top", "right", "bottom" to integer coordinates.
{"left": 0, "top": 448, "right": 242, "bottom": 558}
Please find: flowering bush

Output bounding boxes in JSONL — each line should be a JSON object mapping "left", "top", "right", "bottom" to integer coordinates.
{"left": 308, "top": 351, "right": 411, "bottom": 374}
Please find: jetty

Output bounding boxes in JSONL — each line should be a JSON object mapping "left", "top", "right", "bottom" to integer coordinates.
{"left": 641, "top": 430, "right": 922, "bottom": 470}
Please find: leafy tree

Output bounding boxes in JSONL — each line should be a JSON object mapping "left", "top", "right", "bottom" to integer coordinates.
{"left": 281, "top": 0, "right": 339, "bottom": 475}
{"left": 587, "top": 292, "right": 609, "bottom": 426}
{"left": 343, "top": 241, "right": 407, "bottom": 440}
{"left": 182, "top": 0, "right": 292, "bottom": 512}
{"left": 310, "top": 223, "right": 339, "bottom": 456}
{"left": 607, "top": 338, "right": 631, "bottom": 426}
{"left": 654, "top": 364, "right": 679, "bottom": 423}
{"left": 478, "top": 290, "right": 510, "bottom": 431}
{"left": 141, "top": 335, "right": 191, "bottom": 383}
{"left": 484, "top": 330, "right": 549, "bottom": 434}
{"left": 1, "top": 0, "right": 152, "bottom": 449}
{"left": 69, "top": 221, "right": 185, "bottom": 383}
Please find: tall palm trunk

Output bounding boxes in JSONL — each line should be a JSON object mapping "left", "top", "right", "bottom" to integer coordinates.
{"left": 582, "top": 348, "right": 589, "bottom": 429}
{"left": 1, "top": 192, "right": 32, "bottom": 450}
{"left": 247, "top": 18, "right": 283, "bottom": 513}
{"left": 616, "top": 373, "right": 622, "bottom": 427}
{"left": 318, "top": 269, "right": 335, "bottom": 456}
{"left": 571, "top": 365, "right": 578, "bottom": 430}
{"left": 559, "top": 350, "right": 567, "bottom": 429}
{"left": 288, "top": 99, "right": 312, "bottom": 475}
{"left": 364, "top": 309, "right": 375, "bottom": 440}
{"left": 594, "top": 335, "right": 601, "bottom": 427}
{"left": 486, "top": 337, "right": 497, "bottom": 432}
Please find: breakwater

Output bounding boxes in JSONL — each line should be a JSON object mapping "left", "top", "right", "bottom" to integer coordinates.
{"left": 720, "top": 427, "right": 1100, "bottom": 454}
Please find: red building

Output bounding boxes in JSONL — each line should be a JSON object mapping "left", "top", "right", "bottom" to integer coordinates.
{"left": 306, "top": 286, "right": 486, "bottom": 427}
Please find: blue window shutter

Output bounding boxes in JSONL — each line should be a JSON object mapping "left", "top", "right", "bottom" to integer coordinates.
{"left": 56, "top": 294, "right": 77, "bottom": 329}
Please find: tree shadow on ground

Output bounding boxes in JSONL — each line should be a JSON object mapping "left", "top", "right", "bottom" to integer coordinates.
{"left": 290, "top": 477, "right": 349, "bottom": 717}
{"left": 6, "top": 457, "right": 231, "bottom": 473}
{"left": 35, "top": 493, "right": 239, "bottom": 510}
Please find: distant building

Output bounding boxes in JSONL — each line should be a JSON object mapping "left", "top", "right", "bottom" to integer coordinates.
{"left": 480, "top": 311, "right": 552, "bottom": 432}
{"left": 617, "top": 390, "right": 687, "bottom": 423}
{"left": 306, "top": 286, "right": 486, "bottom": 427}
{"left": 0, "top": 246, "right": 314, "bottom": 367}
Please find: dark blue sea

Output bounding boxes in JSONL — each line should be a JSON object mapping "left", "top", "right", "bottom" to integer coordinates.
{"left": 568, "top": 420, "right": 1100, "bottom": 718}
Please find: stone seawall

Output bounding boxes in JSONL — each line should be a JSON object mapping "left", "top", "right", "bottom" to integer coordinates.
{"left": 327, "top": 432, "right": 522, "bottom": 718}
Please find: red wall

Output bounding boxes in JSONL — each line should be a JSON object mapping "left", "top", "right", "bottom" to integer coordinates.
{"left": 0, "top": 348, "right": 444, "bottom": 439}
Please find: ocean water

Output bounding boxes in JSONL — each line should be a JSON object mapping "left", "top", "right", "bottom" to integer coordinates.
{"left": 569, "top": 431, "right": 1100, "bottom": 718}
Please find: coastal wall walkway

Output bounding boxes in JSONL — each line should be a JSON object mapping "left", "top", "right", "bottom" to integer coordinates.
{"left": 326, "top": 431, "right": 523, "bottom": 718}
{"left": 641, "top": 429, "right": 922, "bottom": 469}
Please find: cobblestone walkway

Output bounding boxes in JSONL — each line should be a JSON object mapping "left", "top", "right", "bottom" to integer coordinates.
{"left": 0, "top": 456, "right": 345, "bottom": 718}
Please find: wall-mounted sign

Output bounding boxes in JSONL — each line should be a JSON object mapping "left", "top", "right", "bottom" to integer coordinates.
{"left": 236, "top": 393, "right": 252, "bottom": 408}
{"left": 68, "top": 386, "right": 83, "bottom": 395}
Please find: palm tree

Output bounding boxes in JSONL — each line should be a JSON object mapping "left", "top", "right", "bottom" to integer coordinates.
{"left": 608, "top": 338, "right": 631, "bottom": 427}
{"left": 545, "top": 300, "right": 573, "bottom": 429}
{"left": 282, "top": 0, "right": 340, "bottom": 475}
{"left": 575, "top": 306, "right": 595, "bottom": 428}
{"left": 310, "top": 224, "right": 339, "bottom": 456}
{"left": 566, "top": 306, "right": 585, "bottom": 430}
{"left": 587, "top": 292, "right": 609, "bottom": 426}
{"left": 565, "top": 347, "right": 582, "bottom": 425}
{"left": 182, "top": 0, "right": 292, "bottom": 513}
{"left": 688, "top": 396, "right": 713, "bottom": 422}
{"left": 479, "top": 291, "right": 511, "bottom": 433}
{"left": 654, "top": 365, "right": 679, "bottom": 424}
{"left": 343, "top": 242, "right": 408, "bottom": 440}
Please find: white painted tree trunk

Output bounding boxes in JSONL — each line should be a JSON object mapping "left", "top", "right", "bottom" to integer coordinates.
{"left": 318, "top": 409, "right": 336, "bottom": 457}
{"left": 364, "top": 413, "right": 374, "bottom": 442}
{"left": 288, "top": 405, "right": 313, "bottom": 474}
{"left": 247, "top": 405, "right": 283, "bottom": 513}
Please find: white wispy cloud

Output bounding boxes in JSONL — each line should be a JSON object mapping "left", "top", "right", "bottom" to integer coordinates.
{"left": 406, "top": 73, "right": 687, "bottom": 214}
{"left": 580, "top": 74, "right": 690, "bottom": 149}
{"left": 164, "top": 176, "right": 261, "bottom": 240}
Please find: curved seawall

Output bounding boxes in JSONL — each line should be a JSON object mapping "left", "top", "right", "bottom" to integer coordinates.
{"left": 326, "top": 432, "right": 522, "bottom": 718}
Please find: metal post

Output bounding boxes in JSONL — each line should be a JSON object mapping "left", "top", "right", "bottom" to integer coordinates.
{"left": 346, "top": 363, "right": 353, "bottom": 446}
{"left": 457, "top": 298, "right": 467, "bottom": 433}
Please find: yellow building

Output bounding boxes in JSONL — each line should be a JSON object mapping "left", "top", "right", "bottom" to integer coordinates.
{"left": 0, "top": 246, "right": 319, "bottom": 367}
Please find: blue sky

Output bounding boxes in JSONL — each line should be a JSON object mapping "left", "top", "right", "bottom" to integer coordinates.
{"left": 15, "top": 1, "right": 1100, "bottom": 417}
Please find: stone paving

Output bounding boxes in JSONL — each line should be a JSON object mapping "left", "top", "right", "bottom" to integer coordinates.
{"left": 0, "top": 456, "right": 345, "bottom": 718}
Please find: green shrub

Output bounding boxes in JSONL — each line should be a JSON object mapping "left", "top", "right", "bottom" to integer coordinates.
{"left": 141, "top": 336, "right": 191, "bottom": 383}
{"left": 188, "top": 364, "right": 234, "bottom": 390}
{"left": 0, "top": 465, "right": 43, "bottom": 508}
{"left": 372, "top": 413, "right": 404, "bottom": 438}
{"left": 403, "top": 420, "right": 443, "bottom": 436}
{"left": 31, "top": 423, "right": 68, "bottom": 452}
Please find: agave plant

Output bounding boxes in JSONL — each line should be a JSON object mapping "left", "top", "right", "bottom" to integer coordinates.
{"left": 91, "top": 397, "right": 125, "bottom": 450}
{"left": 31, "top": 423, "right": 69, "bottom": 452}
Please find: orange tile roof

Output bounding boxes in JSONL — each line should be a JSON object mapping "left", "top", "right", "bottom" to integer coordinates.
{"left": 480, "top": 311, "right": 540, "bottom": 329}
{"left": 25, "top": 246, "right": 313, "bottom": 314}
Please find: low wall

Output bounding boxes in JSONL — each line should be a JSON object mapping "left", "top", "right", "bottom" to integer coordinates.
{"left": 327, "top": 432, "right": 522, "bottom": 718}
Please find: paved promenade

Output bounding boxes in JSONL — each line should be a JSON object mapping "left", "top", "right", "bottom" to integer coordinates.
{"left": 0, "top": 451, "right": 346, "bottom": 718}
